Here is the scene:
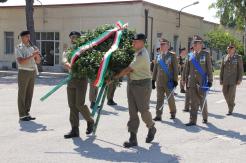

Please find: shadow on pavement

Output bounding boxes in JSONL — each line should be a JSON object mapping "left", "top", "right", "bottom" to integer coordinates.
{"left": 207, "top": 112, "right": 226, "bottom": 119}
{"left": 231, "top": 113, "right": 246, "bottom": 120}
{"left": 19, "top": 121, "right": 52, "bottom": 133}
{"left": 161, "top": 118, "right": 201, "bottom": 133}
{"left": 108, "top": 105, "right": 128, "bottom": 112}
{"left": 71, "top": 136, "right": 180, "bottom": 163}
{"left": 174, "top": 94, "right": 185, "bottom": 98}
{"left": 150, "top": 100, "right": 157, "bottom": 105}
{"left": 199, "top": 123, "right": 246, "bottom": 142}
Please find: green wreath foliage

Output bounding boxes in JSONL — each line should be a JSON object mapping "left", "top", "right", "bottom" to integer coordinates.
{"left": 65, "top": 24, "right": 136, "bottom": 80}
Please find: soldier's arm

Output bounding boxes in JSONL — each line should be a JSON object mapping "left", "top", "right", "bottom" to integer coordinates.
{"left": 114, "top": 55, "right": 144, "bottom": 79}
{"left": 62, "top": 51, "right": 71, "bottom": 70}
{"left": 181, "top": 62, "right": 187, "bottom": 82}
{"left": 15, "top": 48, "right": 38, "bottom": 65}
{"left": 206, "top": 53, "right": 213, "bottom": 83}
{"left": 219, "top": 57, "right": 224, "bottom": 85}
{"left": 114, "top": 67, "right": 133, "bottom": 79}
{"left": 237, "top": 55, "right": 244, "bottom": 84}
{"left": 34, "top": 54, "right": 41, "bottom": 64}
{"left": 152, "top": 63, "right": 158, "bottom": 81}
{"left": 184, "top": 56, "right": 190, "bottom": 82}
{"left": 172, "top": 54, "right": 179, "bottom": 82}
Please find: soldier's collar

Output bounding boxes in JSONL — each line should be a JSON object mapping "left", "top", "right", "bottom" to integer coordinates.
{"left": 136, "top": 47, "right": 145, "bottom": 56}
{"left": 194, "top": 50, "right": 201, "bottom": 55}
{"left": 21, "top": 42, "right": 31, "bottom": 47}
{"left": 161, "top": 51, "right": 169, "bottom": 55}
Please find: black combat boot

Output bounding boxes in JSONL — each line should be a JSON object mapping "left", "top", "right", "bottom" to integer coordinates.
{"left": 27, "top": 115, "right": 36, "bottom": 120}
{"left": 183, "top": 109, "right": 189, "bottom": 112}
{"left": 146, "top": 126, "right": 157, "bottom": 143}
{"left": 170, "top": 114, "right": 176, "bottom": 119}
{"left": 202, "top": 119, "right": 208, "bottom": 124}
{"left": 107, "top": 99, "right": 117, "bottom": 106}
{"left": 123, "top": 132, "right": 138, "bottom": 148}
{"left": 226, "top": 111, "right": 232, "bottom": 116}
{"left": 86, "top": 121, "right": 95, "bottom": 135}
{"left": 185, "top": 122, "right": 196, "bottom": 126}
{"left": 153, "top": 116, "right": 162, "bottom": 121}
{"left": 19, "top": 117, "right": 30, "bottom": 121}
{"left": 64, "top": 127, "right": 79, "bottom": 139}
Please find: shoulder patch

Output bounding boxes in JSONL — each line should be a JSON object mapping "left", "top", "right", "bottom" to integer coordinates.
{"left": 17, "top": 43, "right": 23, "bottom": 49}
{"left": 138, "top": 51, "right": 143, "bottom": 56}
{"left": 201, "top": 50, "right": 209, "bottom": 56}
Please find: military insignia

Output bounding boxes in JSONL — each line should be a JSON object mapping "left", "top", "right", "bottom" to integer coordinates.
{"left": 138, "top": 51, "right": 143, "bottom": 56}
{"left": 165, "top": 57, "right": 172, "bottom": 65}
{"left": 200, "top": 55, "right": 205, "bottom": 64}
{"left": 232, "top": 56, "right": 238, "bottom": 64}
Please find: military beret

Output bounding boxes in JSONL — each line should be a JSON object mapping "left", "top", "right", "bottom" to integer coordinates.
{"left": 20, "top": 30, "right": 30, "bottom": 37}
{"left": 179, "top": 47, "right": 186, "bottom": 52}
{"left": 192, "top": 35, "right": 203, "bottom": 44}
{"left": 132, "top": 33, "right": 146, "bottom": 40}
{"left": 69, "top": 31, "right": 81, "bottom": 37}
{"left": 160, "top": 38, "right": 169, "bottom": 44}
{"left": 227, "top": 43, "right": 235, "bottom": 49}
{"left": 169, "top": 47, "right": 173, "bottom": 51}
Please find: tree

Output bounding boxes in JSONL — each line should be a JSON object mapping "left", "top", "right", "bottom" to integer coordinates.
{"left": 1, "top": 0, "right": 36, "bottom": 44}
{"left": 25, "top": 0, "right": 36, "bottom": 45}
{"left": 1, "top": 0, "right": 41, "bottom": 70}
{"left": 205, "top": 29, "right": 244, "bottom": 55}
{"left": 209, "top": 0, "right": 246, "bottom": 30}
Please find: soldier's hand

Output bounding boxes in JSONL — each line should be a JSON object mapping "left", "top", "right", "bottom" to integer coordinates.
{"left": 207, "top": 82, "right": 212, "bottom": 88}
{"left": 32, "top": 50, "right": 40, "bottom": 57}
{"left": 152, "top": 80, "right": 156, "bottom": 89}
{"left": 173, "top": 81, "right": 178, "bottom": 87}
{"left": 64, "top": 62, "right": 71, "bottom": 70}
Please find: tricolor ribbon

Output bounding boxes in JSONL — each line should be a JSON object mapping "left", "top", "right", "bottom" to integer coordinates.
{"left": 40, "top": 21, "right": 128, "bottom": 101}
{"left": 94, "top": 23, "right": 126, "bottom": 87}
{"left": 70, "top": 20, "right": 128, "bottom": 87}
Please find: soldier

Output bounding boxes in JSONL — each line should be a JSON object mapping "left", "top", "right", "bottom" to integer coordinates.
{"left": 63, "top": 31, "right": 94, "bottom": 139}
{"left": 179, "top": 48, "right": 187, "bottom": 93}
{"left": 220, "top": 44, "right": 244, "bottom": 115}
{"left": 112, "top": 33, "right": 156, "bottom": 148}
{"left": 15, "top": 30, "right": 41, "bottom": 121}
{"left": 152, "top": 38, "right": 178, "bottom": 121}
{"left": 185, "top": 35, "right": 213, "bottom": 126}
{"left": 181, "top": 55, "right": 191, "bottom": 112}
{"left": 89, "top": 82, "right": 117, "bottom": 109}
{"left": 89, "top": 82, "right": 98, "bottom": 108}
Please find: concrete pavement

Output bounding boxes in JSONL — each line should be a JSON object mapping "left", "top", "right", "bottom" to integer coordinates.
{"left": 0, "top": 73, "right": 246, "bottom": 163}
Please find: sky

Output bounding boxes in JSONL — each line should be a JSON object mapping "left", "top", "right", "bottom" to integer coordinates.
{"left": 0, "top": 0, "right": 220, "bottom": 24}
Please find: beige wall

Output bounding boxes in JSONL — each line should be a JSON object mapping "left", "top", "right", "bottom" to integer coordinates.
{"left": 0, "top": 3, "right": 144, "bottom": 70}
{"left": 0, "top": 1, "right": 244, "bottom": 71}
{"left": 142, "top": 3, "right": 228, "bottom": 55}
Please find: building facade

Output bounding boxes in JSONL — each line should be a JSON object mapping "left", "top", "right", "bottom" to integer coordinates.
{"left": 0, "top": 0, "right": 244, "bottom": 71}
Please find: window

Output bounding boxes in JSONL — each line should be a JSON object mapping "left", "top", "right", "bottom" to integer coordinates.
{"left": 173, "top": 35, "right": 179, "bottom": 54}
{"left": 157, "top": 32, "right": 162, "bottom": 38}
{"left": 36, "top": 32, "right": 60, "bottom": 66}
{"left": 188, "top": 37, "right": 192, "bottom": 52}
{"left": 4, "top": 32, "right": 14, "bottom": 54}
